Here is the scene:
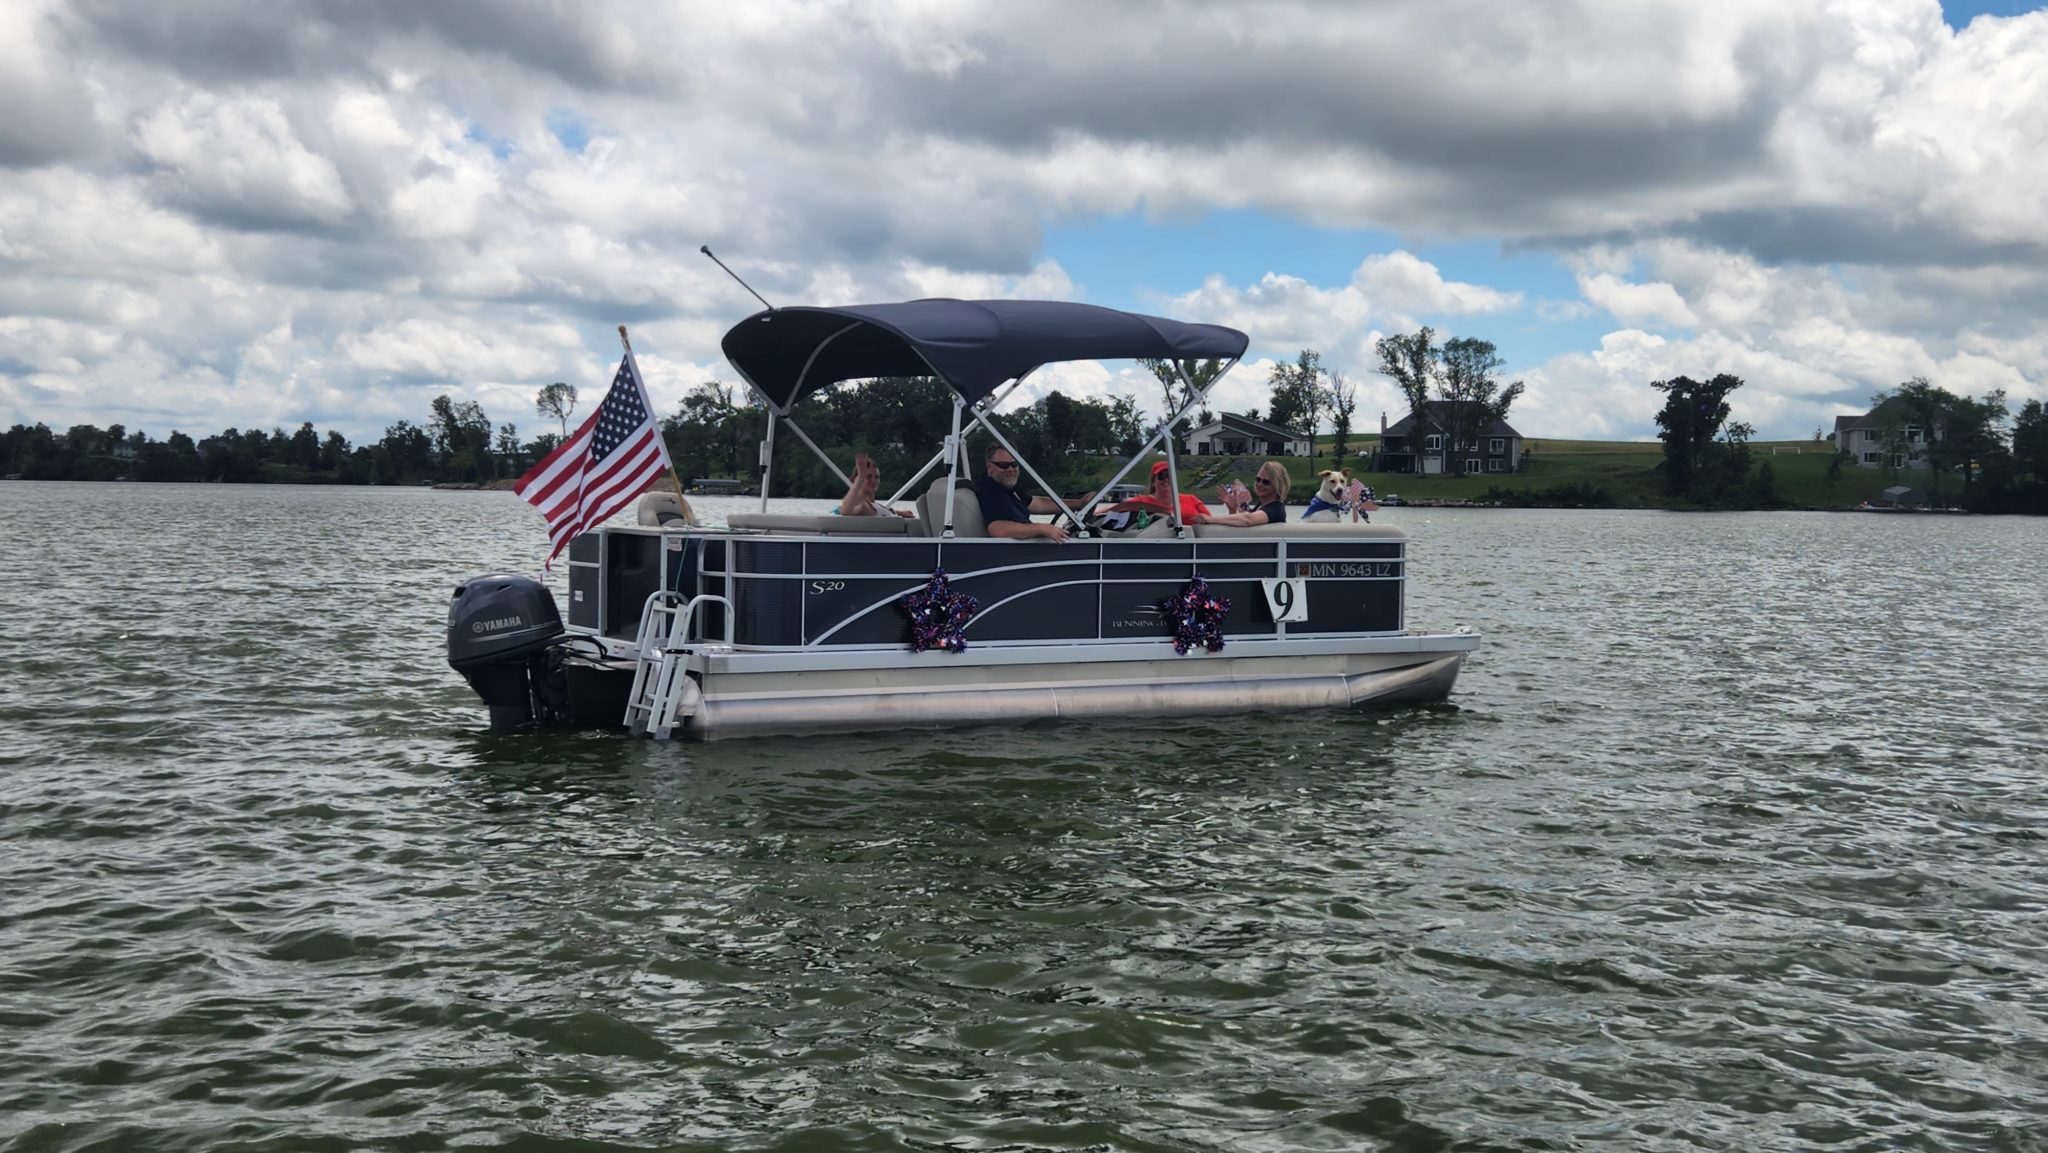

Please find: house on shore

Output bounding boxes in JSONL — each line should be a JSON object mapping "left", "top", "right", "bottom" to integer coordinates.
{"left": 1377, "top": 403, "right": 1525, "bottom": 475}
{"left": 1183, "top": 413, "right": 1314, "bottom": 457}
{"left": 1833, "top": 397, "right": 1936, "bottom": 470}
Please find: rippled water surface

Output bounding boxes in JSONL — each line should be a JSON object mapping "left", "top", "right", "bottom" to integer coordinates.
{"left": 3, "top": 484, "right": 2045, "bottom": 1152}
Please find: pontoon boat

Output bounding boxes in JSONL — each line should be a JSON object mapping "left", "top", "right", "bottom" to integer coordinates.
{"left": 447, "top": 299, "right": 1480, "bottom": 740}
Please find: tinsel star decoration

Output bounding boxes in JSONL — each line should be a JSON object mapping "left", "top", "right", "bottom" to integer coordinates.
{"left": 1165, "top": 576, "right": 1231, "bottom": 655}
{"left": 901, "top": 568, "right": 979, "bottom": 653}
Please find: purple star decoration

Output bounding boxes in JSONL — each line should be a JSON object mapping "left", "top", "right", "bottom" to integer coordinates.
{"left": 1165, "top": 576, "right": 1230, "bottom": 655}
{"left": 901, "top": 569, "right": 979, "bottom": 653}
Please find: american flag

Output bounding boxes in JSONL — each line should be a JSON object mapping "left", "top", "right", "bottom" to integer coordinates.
{"left": 516, "top": 351, "right": 673, "bottom": 567}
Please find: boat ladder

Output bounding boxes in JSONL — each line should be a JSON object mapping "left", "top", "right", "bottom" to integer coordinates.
{"left": 622, "top": 592, "right": 733, "bottom": 740}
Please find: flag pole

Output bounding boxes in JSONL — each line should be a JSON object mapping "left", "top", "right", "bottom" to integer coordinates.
{"left": 620, "top": 324, "right": 697, "bottom": 527}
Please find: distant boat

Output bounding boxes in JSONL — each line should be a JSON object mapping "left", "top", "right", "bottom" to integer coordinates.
{"left": 1857, "top": 500, "right": 1968, "bottom": 515}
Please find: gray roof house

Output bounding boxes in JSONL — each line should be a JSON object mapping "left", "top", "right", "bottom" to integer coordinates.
{"left": 1379, "top": 402, "right": 1525, "bottom": 476}
{"left": 1184, "top": 412, "right": 1314, "bottom": 457}
{"left": 1833, "top": 397, "right": 1934, "bottom": 470}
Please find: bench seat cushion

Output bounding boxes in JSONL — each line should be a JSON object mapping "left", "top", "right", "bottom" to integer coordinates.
{"left": 725, "top": 513, "right": 912, "bottom": 535}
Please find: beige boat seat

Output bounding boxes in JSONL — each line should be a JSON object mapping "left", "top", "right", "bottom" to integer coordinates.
{"left": 637, "top": 490, "right": 697, "bottom": 527}
{"left": 724, "top": 512, "right": 912, "bottom": 535}
{"left": 914, "top": 477, "right": 987, "bottom": 538}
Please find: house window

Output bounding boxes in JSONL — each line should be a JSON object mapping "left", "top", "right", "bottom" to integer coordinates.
{"left": 1425, "top": 434, "right": 1442, "bottom": 451}
{"left": 1863, "top": 452, "right": 1882, "bottom": 464}
{"left": 1487, "top": 458, "right": 1503, "bottom": 472}
{"left": 1465, "top": 457, "right": 1481, "bottom": 473}
{"left": 1906, "top": 427, "right": 1922, "bottom": 443}
{"left": 1490, "top": 438, "right": 1505, "bottom": 453}
{"left": 1862, "top": 429, "right": 1875, "bottom": 442}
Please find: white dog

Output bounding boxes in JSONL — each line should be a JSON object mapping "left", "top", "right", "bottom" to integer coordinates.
{"left": 1300, "top": 469, "right": 1351, "bottom": 522}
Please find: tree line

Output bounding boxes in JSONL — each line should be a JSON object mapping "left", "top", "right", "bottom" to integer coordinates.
{"left": 0, "top": 389, "right": 575, "bottom": 486}
{"left": 1, "top": 327, "right": 1522, "bottom": 491}
{"left": 1651, "top": 373, "right": 2048, "bottom": 512}
{"left": 0, "top": 377, "right": 1147, "bottom": 496}
{"left": 9, "top": 349, "right": 2043, "bottom": 513}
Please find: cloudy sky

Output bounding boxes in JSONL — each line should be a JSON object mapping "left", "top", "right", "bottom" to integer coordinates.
{"left": 3, "top": 0, "right": 2044, "bottom": 446}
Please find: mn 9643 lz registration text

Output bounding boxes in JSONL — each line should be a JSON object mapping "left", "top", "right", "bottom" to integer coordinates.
{"left": 1300, "top": 562, "right": 1399, "bottom": 579}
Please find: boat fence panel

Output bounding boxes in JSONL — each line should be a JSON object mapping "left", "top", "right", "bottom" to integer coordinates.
{"left": 578, "top": 528, "right": 1412, "bottom": 651}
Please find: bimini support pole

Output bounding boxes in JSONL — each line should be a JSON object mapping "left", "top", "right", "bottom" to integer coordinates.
{"left": 939, "top": 398, "right": 965, "bottom": 537}
{"left": 757, "top": 412, "right": 777, "bottom": 513}
{"left": 1082, "top": 356, "right": 1243, "bottom": 524}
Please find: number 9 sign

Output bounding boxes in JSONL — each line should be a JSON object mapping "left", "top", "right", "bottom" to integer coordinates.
{"left": 1261, "top": 577, "right": 1308, "bottom": 623}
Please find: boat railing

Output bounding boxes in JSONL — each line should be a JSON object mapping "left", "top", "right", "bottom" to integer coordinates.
{"left": 710, "top": 516, "right": 1406, "bottom": 541}
{"left": 623, "top": 591, "right": 737, "bottom": 737}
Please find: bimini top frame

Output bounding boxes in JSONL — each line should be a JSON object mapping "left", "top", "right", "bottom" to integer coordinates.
{"left": 720, "top": 299, "right": 1247, "bottom": 411}
{"left": 717, "top": 298, "right": 1249, "bottom": 533}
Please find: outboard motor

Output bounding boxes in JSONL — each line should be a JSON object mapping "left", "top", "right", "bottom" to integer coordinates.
{"left": 447, "top": 574, "right": 566, "bottom": 731}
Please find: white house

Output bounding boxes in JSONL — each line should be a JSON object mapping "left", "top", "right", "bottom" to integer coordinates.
{"left": 1183, "top": 412, "right": 1314, "bottom": 457}
{"left": 1834, "top": 397, "right": 1934, "bottom": 470}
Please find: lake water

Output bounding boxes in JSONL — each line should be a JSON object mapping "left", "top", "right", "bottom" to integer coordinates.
{"left": 2, "top": 483, "right": 2044, "bottom": 1152}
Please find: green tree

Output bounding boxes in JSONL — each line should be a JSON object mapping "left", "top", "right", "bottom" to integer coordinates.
{"left": 140, "top": 430, "right": 202, "bottom": 481}
{"left": 2014, "top": 399, "right": 2048, "bottom": 484}
{"left": 1944, "top": 390, "right": 2009, "bottom": 508}
{"left": 1328, "top": 369, "right": 1357, "bottom": 462}
{"left": 1266, "top": 350, "right": 1326, "bottom": 452}
{"left": 1436, "top": 337, "right": 1524, "bottom": 477}
{"left": 666, "top": 381, "right": 753, "bottom": 482}
{"left": 1043, "top": 391, "right": 1079, "bottom": 456}
{"left": 377, "top": 419, "right": 434, "bottom": 484}
{"left": 3, "top": 423, "right": 60, "bottom": 478}
{"left": 429, "top": 395, "right": 493, "bottom": 482}
{"left": 1872, "top": 379, "right": 2012, "bottom": 508}
{"left": 494, "top": 423, "right": 523, "bottom": 476}
{"left": 1068, "top": 397, "right": 1115, "bottom": 456}
{"left": 1374, "top": 326, "right": 1438, "bottom": 428}
{"left": 1107, "top": 393, "right": 1144, "bottom": 456}
{"left": 1140, "top": 358, "right": 1227, "bottom": 424}
{"left": 1651, "top": 373, "right": 1748, "bottom": 501}
{"left": 536, "top": 382, "right": 578, "bottom": 438}
{"left": 1375, "top": 328, "right": 1524, "bottom": 477}
{"left": 289, "top": 421, "right": 321, "bottom": 472}
{"left": 1891, "top": 378, "right": 1948, "bottom": 502}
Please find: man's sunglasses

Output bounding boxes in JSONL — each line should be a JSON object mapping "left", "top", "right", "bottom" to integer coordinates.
{"left": 991, "top": 459, "right": 1020, "bottom": 470}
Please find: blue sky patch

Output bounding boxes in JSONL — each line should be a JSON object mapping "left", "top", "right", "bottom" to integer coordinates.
{"left": 547, "top": 109, "right": 590, "bottom": 154}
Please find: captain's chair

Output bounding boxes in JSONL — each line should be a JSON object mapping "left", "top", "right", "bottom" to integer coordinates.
{"left": 914, "top": 477, "right": 986, "bottom": 538}
{"left": 636, "top": 490, "right": 698, "bottom": 527}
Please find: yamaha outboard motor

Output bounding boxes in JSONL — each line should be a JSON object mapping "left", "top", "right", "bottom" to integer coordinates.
{"left": 447, "top": 574, "right": 566, "bottom": 731}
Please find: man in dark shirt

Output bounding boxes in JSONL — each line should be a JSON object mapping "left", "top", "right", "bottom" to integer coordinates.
{"left": 975, "top": 445, "right": 1078, "bottom": 542}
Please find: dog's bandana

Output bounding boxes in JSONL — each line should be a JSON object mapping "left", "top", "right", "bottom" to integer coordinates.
{"left": 1303, "top": 494, "right": 1348, "bottom": 519}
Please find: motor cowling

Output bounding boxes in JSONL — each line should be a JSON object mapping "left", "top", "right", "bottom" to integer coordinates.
{"left": 447, "top": 574, "right": 566, "bottom": 731}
